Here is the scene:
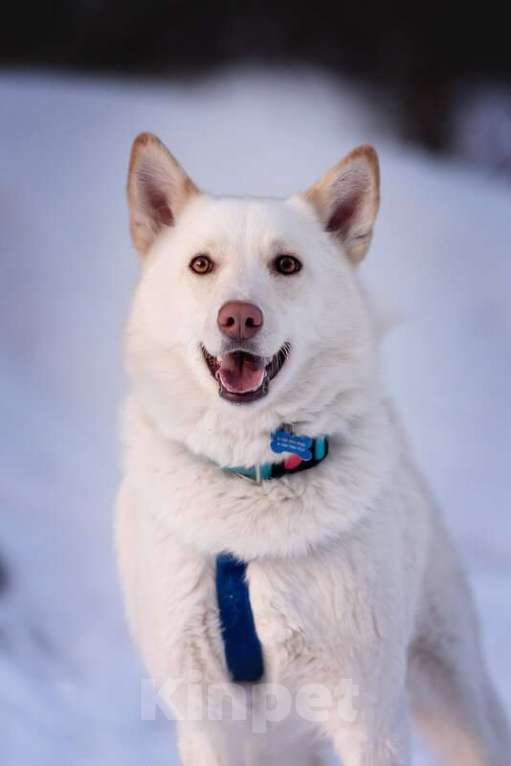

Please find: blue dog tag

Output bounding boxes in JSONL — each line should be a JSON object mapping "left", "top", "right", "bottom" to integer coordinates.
{"left": 270, "top": 429, "right": 313, "bottom": 460}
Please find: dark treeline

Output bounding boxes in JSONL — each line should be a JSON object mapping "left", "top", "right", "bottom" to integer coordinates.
{"left": 2, "top": 1, "right": 509, "bottom": 152}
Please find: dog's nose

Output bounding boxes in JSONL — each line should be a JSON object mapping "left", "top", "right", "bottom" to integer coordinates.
{"left": 217, "top": 301, "right": 264, "bottom": 341}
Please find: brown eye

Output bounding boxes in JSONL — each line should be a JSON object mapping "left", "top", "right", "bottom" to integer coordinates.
{"left": 273, "top": 254, "right": 302, "bottom": 275}
{"left": 189, "top": 254, "right": 214, "bottom": 275}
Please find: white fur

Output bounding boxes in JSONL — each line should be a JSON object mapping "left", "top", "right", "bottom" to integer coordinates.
{"left": 116, "top": 145, "right": 510, "bottom": 765}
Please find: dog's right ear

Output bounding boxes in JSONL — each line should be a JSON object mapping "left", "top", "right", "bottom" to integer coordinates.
{"left": 127, "top": 133, "right": 199, "bottom": 257}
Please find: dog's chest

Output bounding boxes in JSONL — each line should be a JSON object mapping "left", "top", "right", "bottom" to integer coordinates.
{"left": 150, "top": 538, "right": 346, "bottom": 687}
{"left": 209, "top": 553, "right": 345, "bottom": 687}
{"left": 121, "top": 484, "right": 382, "bottom": 696}
{"left": 241, "top": 554, "right": 351, "bottom": 686}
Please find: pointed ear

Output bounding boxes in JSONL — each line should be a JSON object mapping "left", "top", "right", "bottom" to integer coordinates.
{"left": 304, "top": 145, "right": 380, "bottom": 264}
{"left": 127, "top": 132, "right": 199, "bottom": 256}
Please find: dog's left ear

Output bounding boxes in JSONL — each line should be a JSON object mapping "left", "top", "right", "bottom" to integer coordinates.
{"left": 127, "top": 132, "right": 199, "bottom": 257}
{"left": 303, "top": 145, "right": 380, "bottom": 264}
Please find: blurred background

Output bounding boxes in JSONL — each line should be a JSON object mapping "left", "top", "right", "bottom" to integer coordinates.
{"left": 3, "top": 1, "right": 511, "bottom": 175}
{"left": 1, "top": 3, "right": 510, "bottom": 764}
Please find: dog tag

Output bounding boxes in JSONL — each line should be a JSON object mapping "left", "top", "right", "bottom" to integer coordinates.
{"left": 270, "top": 429, "right": 313, "bottom": 460}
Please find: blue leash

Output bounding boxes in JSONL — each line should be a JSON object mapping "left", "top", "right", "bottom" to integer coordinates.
{"left": 215, "top": 553, "right": 264, "bottom": 683}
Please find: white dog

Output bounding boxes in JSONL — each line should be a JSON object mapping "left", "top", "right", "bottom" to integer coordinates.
{"left": 116, "top": 133, "right": 510, "bottom": 765}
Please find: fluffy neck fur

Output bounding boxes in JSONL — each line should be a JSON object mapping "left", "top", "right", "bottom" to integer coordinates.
{"left": 123, "top": 385, "right": 398, "bottom": 560}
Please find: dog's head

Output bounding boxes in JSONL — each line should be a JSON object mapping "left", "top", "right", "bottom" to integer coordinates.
{"left": 125, "top": 133, "right": 380, "bottom": 461}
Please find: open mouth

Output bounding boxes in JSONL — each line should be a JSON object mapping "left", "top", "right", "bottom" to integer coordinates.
{"left": 201, "top": 343, "right": 291, "bottom": 403}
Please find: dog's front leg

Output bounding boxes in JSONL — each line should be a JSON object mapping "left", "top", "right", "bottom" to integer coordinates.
{"left": 328, "top": 694, "right": 411, "bottom": 766}
{"left": 319, "top": 651, "right": 410, "bottom": 766}
{"left": 176, "top": 721, "right": 231, "bottom": 766}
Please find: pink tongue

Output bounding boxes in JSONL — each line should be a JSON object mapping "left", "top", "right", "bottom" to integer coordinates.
{"left": 217, "top": 352, "right": 265, "bottom": 394}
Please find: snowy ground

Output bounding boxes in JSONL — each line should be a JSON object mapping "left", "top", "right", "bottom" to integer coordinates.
{"left": 1, "top": 68, "right": 510, "bottom": 765}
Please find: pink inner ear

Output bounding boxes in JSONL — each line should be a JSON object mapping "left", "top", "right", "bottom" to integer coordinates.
{"left": 142, "top": 177, "right": 174, "bottom": 226}
{"left": 154, "top": 203, "right": 173, "bottom": 226}
{"left": 326, "top": 194, "right": 358, "bottom": 238}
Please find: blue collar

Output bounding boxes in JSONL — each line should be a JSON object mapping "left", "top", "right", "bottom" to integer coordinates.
{"left": 223, "top": 434, "right": 329, "bottom": 484}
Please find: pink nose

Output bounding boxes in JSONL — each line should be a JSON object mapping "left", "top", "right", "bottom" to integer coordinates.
{"left": 217, "top": 301, "right": 264, "bottom": 341}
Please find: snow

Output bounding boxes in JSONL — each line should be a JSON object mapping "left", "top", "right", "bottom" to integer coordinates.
{"left": 1, "top": 67, "right": 509, "bottom": 764}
